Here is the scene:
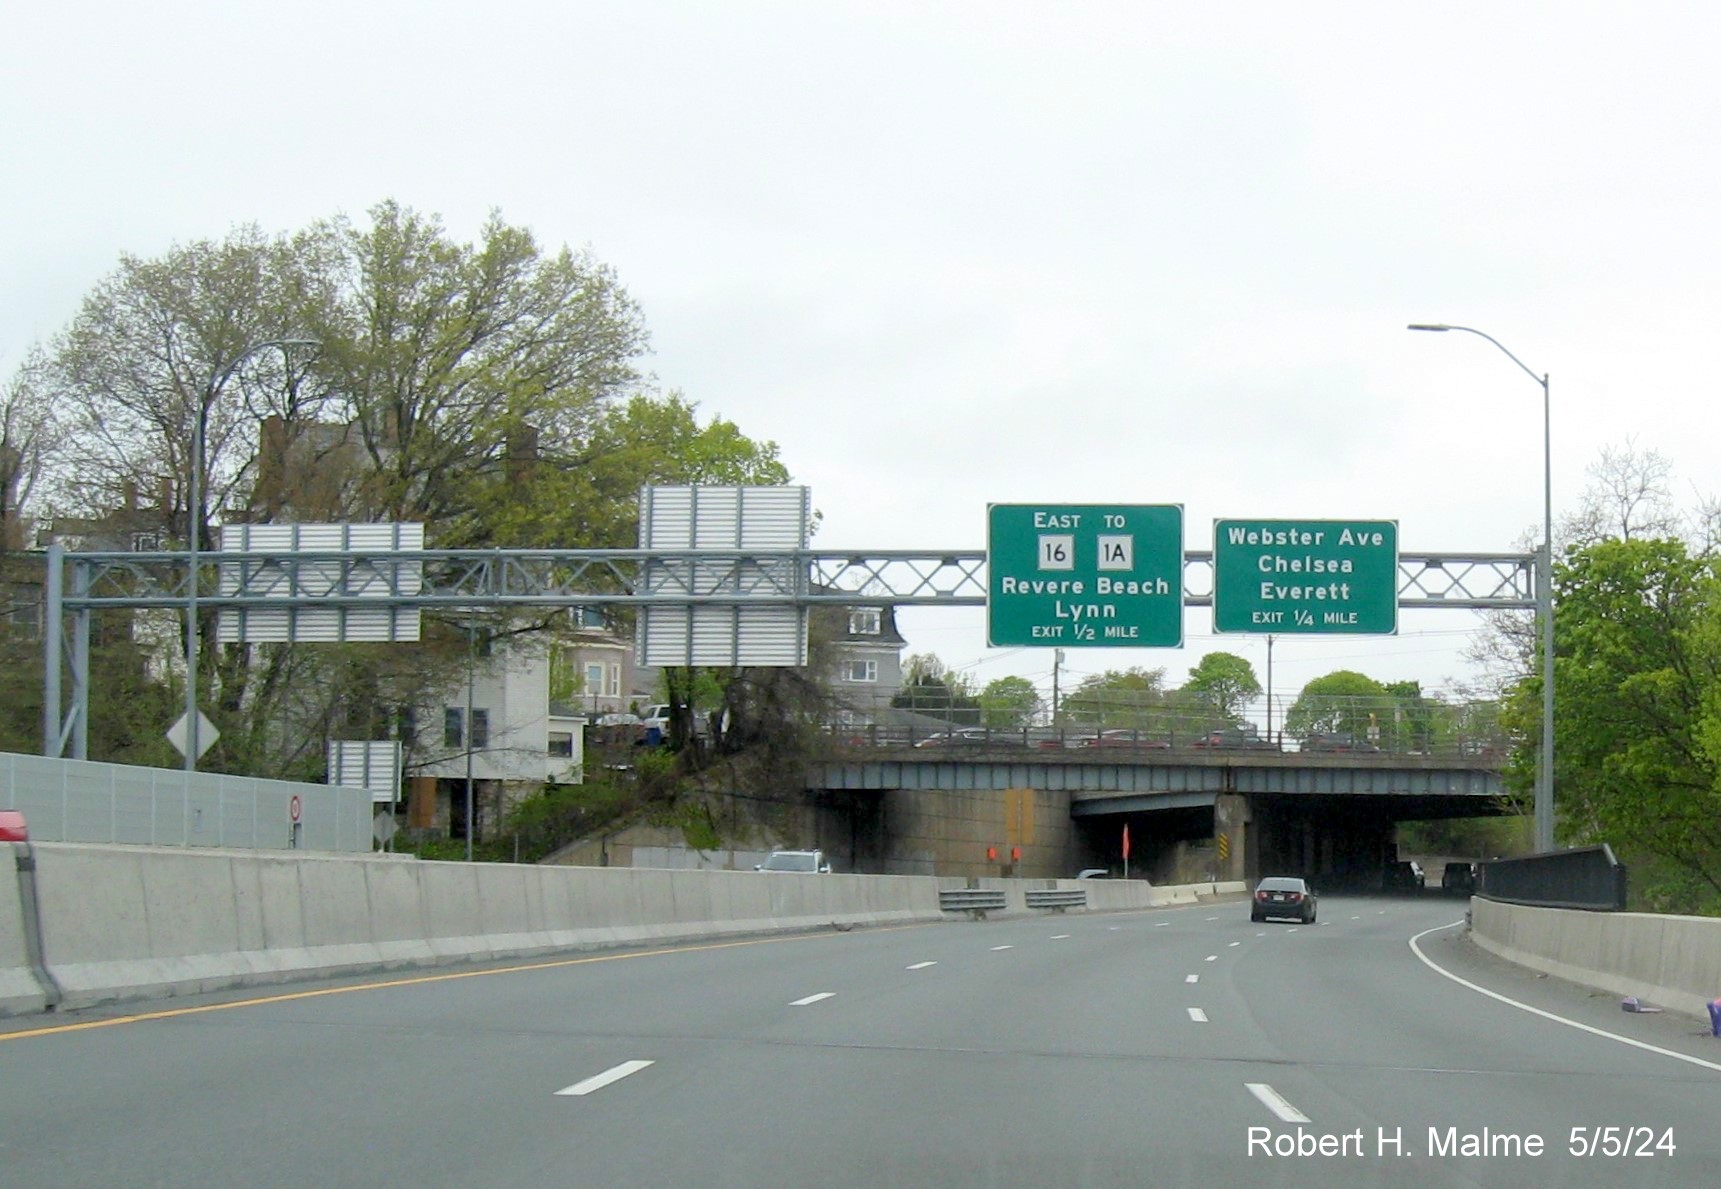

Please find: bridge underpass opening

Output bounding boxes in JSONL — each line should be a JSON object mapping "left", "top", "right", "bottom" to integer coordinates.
{"left": 1075, "top": 805, "right": 1214, "bottom": 883}
{"left": 1250, "top": 792, "right": 1515, "bottom": 891}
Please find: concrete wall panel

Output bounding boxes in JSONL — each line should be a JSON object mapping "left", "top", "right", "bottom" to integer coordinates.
{"left": 364, "top": 859, "right": 435, "bottom": 966}
{"left": 417, "top": 861, "right": 487, "bottom": 959}
{"left": 255, "top": 855, "right": 308, "bottom": 954}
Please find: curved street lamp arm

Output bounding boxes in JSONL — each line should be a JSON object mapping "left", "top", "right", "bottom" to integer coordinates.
{"left": 1407, "top": 323, "right": 1545, "bottom": 389}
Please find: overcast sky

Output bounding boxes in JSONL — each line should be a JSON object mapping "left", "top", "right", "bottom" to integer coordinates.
{"left": 6, "top": 2, "right": 1718, "bottom": 714}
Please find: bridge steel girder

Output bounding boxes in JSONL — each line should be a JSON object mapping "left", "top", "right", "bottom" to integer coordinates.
{"left": 1230, "top": 765, "right": 1503, "bottom": 798}
{"left": 809, "top": 758, "right": 1499, "bottom": 801}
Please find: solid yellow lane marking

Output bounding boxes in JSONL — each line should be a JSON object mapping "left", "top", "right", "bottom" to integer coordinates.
{"left": 1, "top": 925, "right": 922, "bottom": 1044}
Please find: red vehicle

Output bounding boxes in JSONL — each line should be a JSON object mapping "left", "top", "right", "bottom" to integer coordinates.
{"left": 1081, "top": 729, "right": 1171, "bottom": 750}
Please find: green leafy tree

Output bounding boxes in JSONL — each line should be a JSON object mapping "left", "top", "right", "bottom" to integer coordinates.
{"left": 1377, "top": 680, "right": 1440, "bottom": 753}
{"left": 1062, "top": 667, "right": 1168, "bottom": 730}
{"left": 1283, "top": 670, "right": 1389, "bottom": 740}
{"left": 1182, "top": 652, "right": 1261, "bottom": 722}
{"left": 1, "top": 349, "right": 63, "bottom": 552}
{"left": 24, "top": 203, "right": 786, "bottom": 780}
{"left": 891, "top": 653, "right": 979, "bottom": 722}
{"left": 979, "top": 675, "right": 1042, "bottom": 729}
{"left": 473, "top": 391, "right": 789, "bottom": 549}
{"left": 1551, "top": 538, "right": 1721, "bottom": 905}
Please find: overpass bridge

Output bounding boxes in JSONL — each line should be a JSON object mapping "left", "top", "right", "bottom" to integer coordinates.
{"left": 807, "top": 742, "right": 1508, "bottom": 888}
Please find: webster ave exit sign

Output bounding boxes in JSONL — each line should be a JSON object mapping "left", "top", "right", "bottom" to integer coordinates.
{"left": 1212, "top": 518, "right": 1398, "bottom": 634}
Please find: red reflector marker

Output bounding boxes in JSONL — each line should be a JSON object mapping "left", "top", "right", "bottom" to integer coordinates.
{"left": 0, "top": 810, "right": 27, "bottom": 842}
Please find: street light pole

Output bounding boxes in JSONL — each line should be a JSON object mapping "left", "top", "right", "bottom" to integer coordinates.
{"left": 1408, "top": 323, "right": 1556, "bottom": 853}
{"left": 184, "top": 338, "right": 317, "bottom": 772}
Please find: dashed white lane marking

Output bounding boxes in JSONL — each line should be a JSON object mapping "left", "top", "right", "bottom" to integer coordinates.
{"left": 1205, "top": 916, "right": 1219, "bottom": 921}
{"left": 1050, "top": 934, "right": 1071, "bottom": 940}
{"left": 1204, "top": 955, "right": 1218, "bottom": 962}
{"left": 990, "top": 945, "right": 1014, "bottom": 952}
{"left": 556, "top": 1060, "right": 654, "bottom": 1096}
{"left": 1351, "top": 915, "right": 1361, "bottom": 920}
{"left": 1286, "top": 928, "right": 1299, "bottom": 933}
{"left": 906, "top": 961, "right": 937, "bottom": 970}
{"left": 1155, "top": 921, "right": 1170, "bottom": 927}
{"left": 1107, "top": 926, "right": 1122, "bottom": 931}
{"left": 1185, "top": 974, "right": 1199, "bottom": 984}
{"left": 1228, "top": 941, "right": 1241, "bottom": 948}
{"left": 790, "top": 992, "right": 835, "bottom": 1006}
{"left": 1256, "top": 932, "right": 1266, "bottom": 937}
{"left": 1246, "top": 1082, "right": 1310, "bottom": 1123}
{"left": 1187, "top": 1008, "right": 1209, "bottom": 1023}
{"left": 1408, "top": 922, "right": 1721, "bottom": 1075}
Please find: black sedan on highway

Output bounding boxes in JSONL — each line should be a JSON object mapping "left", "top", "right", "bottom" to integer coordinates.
{"left": 1250, "top": 876, "right": 1317, "bottom": 923}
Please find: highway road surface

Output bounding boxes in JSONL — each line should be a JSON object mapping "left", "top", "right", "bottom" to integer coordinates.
{"left": 2, "top": 894, "right": 1718, "bottom": 1187}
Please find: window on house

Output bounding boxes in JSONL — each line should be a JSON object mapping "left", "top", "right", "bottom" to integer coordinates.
{"left": 849, "top": 609, "right": 881, "bottom": 635}
{"left": 570, "top": 605, "right": 607, "bottom": 630}
{"left": 444, "top": 707, "right": 463, "bottom": 748}
{"left": 843, "top": 660, "right": 878, "bottom": 683}
{"left": 547, "top": 731, "right": 574, "bottom": 757}
{"left": 584, "top": 663, "right": 604, "bottom": 694}
{"left": 607, "top": 664, "right": 621, "bottom": 697}
{"left": 471, "top": 709, "right": 490, "bottom": 749}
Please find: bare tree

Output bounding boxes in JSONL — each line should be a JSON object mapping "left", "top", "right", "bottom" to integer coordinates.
{"left": 1690, "top": 491, "right": 1721, "bottom": 559}
{"left": 1, "top": 348, "right": 63, "bottom": 550}
{"left": 47, "top": 225, "right": 328, "bottom": 537}
{"left": 1561, "top": 439, "right": 1684, "bottom": 546}
{"left": 1468, "top": 440, "right": 1693, "bottom": 693}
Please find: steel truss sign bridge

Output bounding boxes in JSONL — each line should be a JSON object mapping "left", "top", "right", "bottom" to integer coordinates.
{"left": 41, "top": 536, "right": 1535, "bottom": 760}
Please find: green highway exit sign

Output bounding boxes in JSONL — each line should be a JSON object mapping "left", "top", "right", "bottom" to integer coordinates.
{"left": 987, "top": 504, "right": 1184, "bottom": 647}
{"left": 1212, "top": 518, "right": 1398, "bottom": 634}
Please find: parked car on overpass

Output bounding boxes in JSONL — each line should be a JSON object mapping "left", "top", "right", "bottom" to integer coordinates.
{"left": 1191, "top": 728, "right": 1277, "bottom": 750}
{"left": 1303, "top": 732, "right": 1381, "bottom": 753}
{"left": 914, "top": 729, "right": 996, "bottom": 748}
{"left": 1080, "top": 729, "right": 1171, "bottom": 750}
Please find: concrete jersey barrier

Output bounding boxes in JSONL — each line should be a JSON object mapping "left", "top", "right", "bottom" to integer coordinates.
{"left": 5, "top": 843, "right": 1248, "bottom": 1015}
{"left": 2, "top": 843, "right": 49, "bottom": 1015}
{"left": 1470, "top": 897, "right": 1721, "bottom": 1019}
{"left": 21, "top": 844, "right": 952, "bottom": 1010}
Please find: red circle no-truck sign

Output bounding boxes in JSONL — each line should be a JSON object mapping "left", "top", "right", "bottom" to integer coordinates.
{"left": 289, "top": 795, "right": 302, "bottom": 823}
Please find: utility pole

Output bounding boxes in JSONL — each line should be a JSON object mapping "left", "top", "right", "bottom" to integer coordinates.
{"left": 1265, "top": 635, "right": 1275, "bottom": 743}
{"left": 1051, "top": 648, "right": 1064, "bottom": 732}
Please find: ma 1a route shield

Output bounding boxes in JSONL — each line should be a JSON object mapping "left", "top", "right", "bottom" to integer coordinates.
{"left": 986, "top": 503, "right": 1184, "bottom": 648}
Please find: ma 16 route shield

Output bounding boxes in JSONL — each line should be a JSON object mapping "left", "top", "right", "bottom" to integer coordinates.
{"left": 987, "top": 503, "right": 1184, "bottom": 648}
{"left": 1212, "top": 518, "right": 1398, "bottom": 634}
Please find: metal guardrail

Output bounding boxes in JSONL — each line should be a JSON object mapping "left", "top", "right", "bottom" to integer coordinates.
{"left": 1025, "top": 888, "right": 1087, "bottom": 911}
{"left": 939, "top": 888, "right": 1008, "bottom": 916}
